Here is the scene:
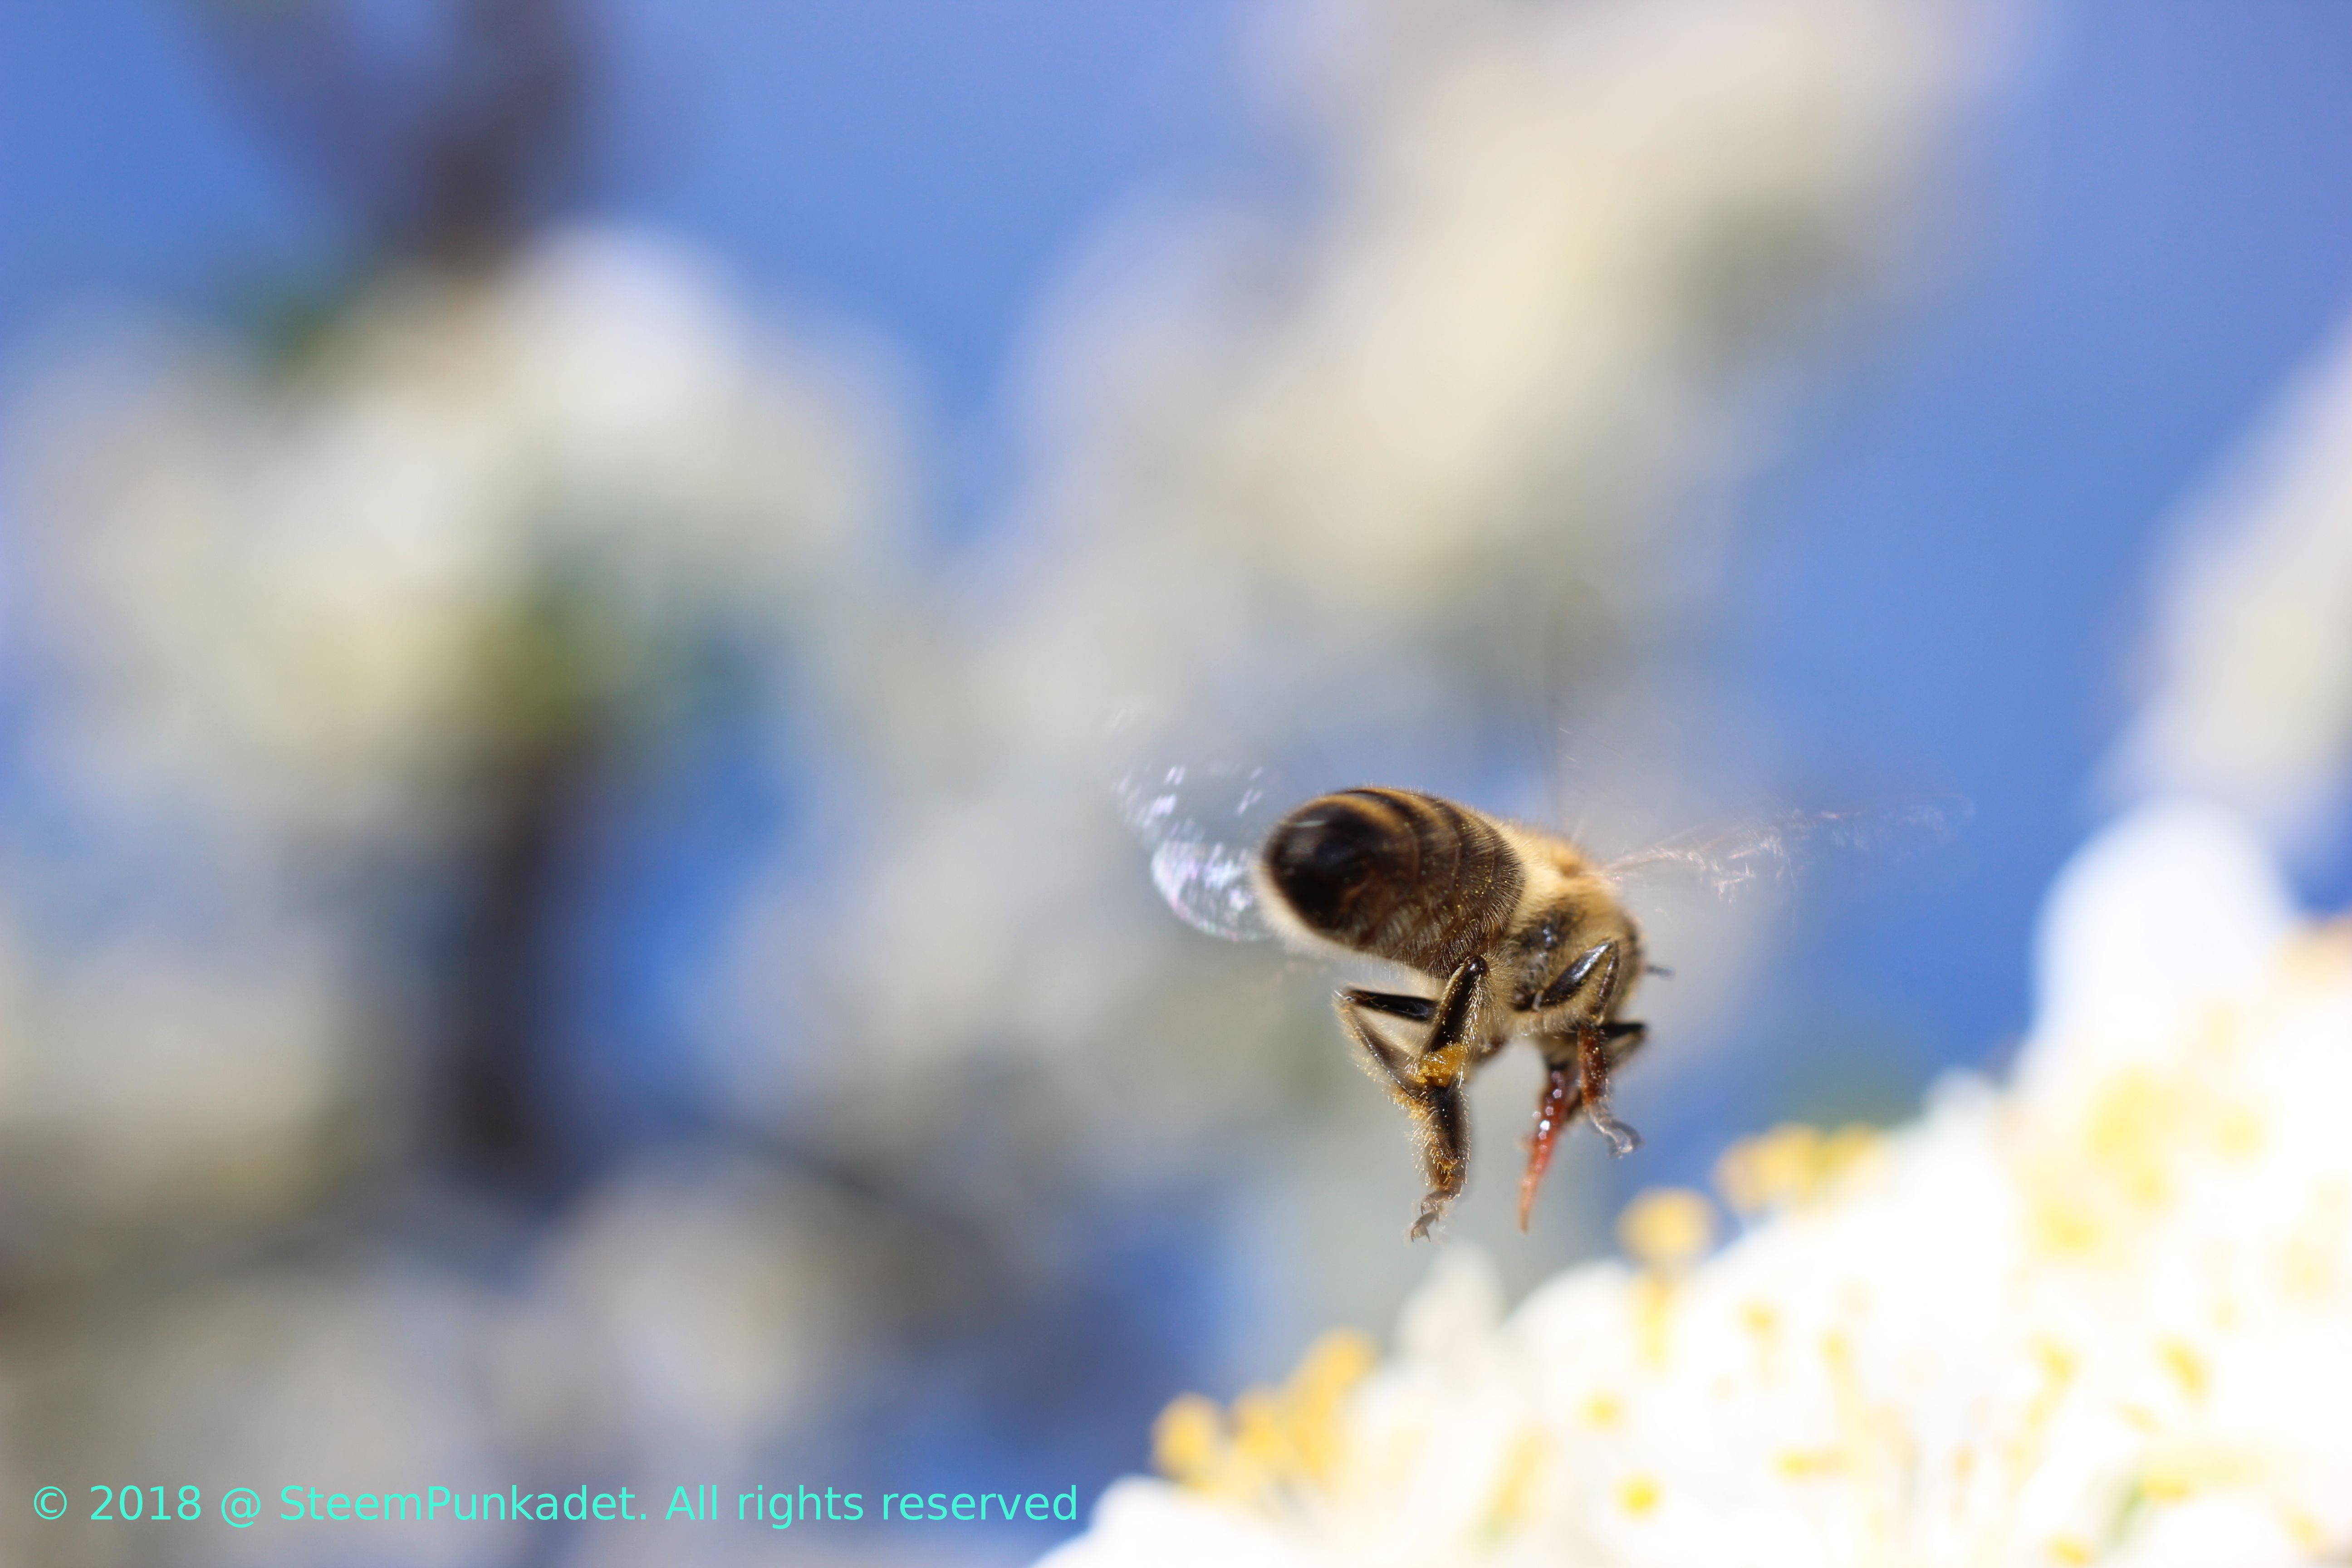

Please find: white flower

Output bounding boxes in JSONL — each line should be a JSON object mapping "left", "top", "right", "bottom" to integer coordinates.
{"left": 1043, "top": 804, "right": 2352, "bottom": 1566}
{"left": 0, "top": 226, "right": 903, "bottom": 1235}
{"left": 1025, "top": 0, "right": 1965, "bottom": 621}
{"left": 4, "top": 228, "right": 897, "bottom": 853}
{"left": 0, "top": 908, "right": 350, "bottom": 1235}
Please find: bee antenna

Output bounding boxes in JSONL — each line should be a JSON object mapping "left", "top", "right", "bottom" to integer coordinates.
{"left": 1646, "top": 964, "right": 1674, "bottom": 979}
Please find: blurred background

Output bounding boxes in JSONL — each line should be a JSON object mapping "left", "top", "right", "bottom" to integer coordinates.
{"left": 3, "top": 2, "right": 2351, "bottom": 1565}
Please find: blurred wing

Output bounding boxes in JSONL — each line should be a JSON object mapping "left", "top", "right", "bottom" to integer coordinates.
{"left": 1109, "top": 706, "right": 1287, "bottom": 941}
{"left": 1599, "top": 795, "right": 1972, "bottom": 903}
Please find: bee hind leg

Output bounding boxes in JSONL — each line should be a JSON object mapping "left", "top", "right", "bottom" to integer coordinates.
{"left": 1334, "top": 957, "right": 1490, "bottom": 1240}
{"left": 1338, "top": 988, "right": 1435, "bottom": 1024}
{"left": 1406, "top": 1084, "right": 1470, "bottom": 1240}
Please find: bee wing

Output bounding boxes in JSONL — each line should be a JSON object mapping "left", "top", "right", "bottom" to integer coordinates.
{"left": 1598, "top": 795, "right": 1972, "bottom": 903}
{"left": 1107, "top": 704, "right": 1289, "bottom": 942}
{"left": 1114, "top": 760, "right": 1285, "bottom": 942}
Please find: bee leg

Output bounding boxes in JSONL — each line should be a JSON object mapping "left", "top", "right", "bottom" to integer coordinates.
{"left": 1333, "top": 993, "right": 1421, "bottom": 1092}
{"left": 1534, "top": 940, "right": 1648, "bottom": 1153}
{"left": 1334, "top": 957, "right": 1489, "bottom": 1240}
{"left": 1602, "top": 1019, "right": 1649, "bottom": 1058}
{"left": 1333, "top": 1000, "right": 1469, "bottom": 1240}
{"left": 1414, "top": 955, "right": 1490, "bottom": 1079}
{"left": 1338, "top": 988, "right": 1436, "bottom": 1024}
{"left": 1516, "top": 1061, "right": 1583, "bottom": 1230}
{"left": 1576, "top": 1021, "right": 1642, "bottom": 1157}
{"left": 1534, "top": 941, "right": 1611, "bottom": 1009}
{"left": 1514, "top": 1024, "right": 1650, "bottom": 1227}
{"left": 1406, "top": 1086, "right": 1470, "bottom": 1240}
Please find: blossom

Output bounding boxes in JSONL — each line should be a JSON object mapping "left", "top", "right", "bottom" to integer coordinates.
{"left": 4, "top": 228, "right": 895, "bottom": 854}
{"left": 1042, "top": 804, "right": 2352, "bottom": 1566}
{"left": 0, "top": 227, "right": 900, "bottom": 1236}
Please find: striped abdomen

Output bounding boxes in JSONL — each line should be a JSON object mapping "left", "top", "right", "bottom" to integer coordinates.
{"left": 1257, "top": 788, "right": 1523, "bottom": 975}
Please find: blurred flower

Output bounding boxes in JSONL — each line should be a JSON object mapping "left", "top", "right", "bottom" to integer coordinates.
{"left": 2112, "top": 312, "right": 2352, "bottom": 858}
{"left": 1027, "top": 0, "right": 1959, "bottom": 626}
{"left": 5, "top": 226, "right": 897, "bottom": 858}
{"left": 0, "top": 225, "right": 906, "bottom": 1233}
{"left": 0, "top": 905, "right": 353, "bottom": 1246}
{"left": 1043, "top": 804, "right": 2352, "bottom": 1566}
{"left": 0, "top": 1154, "right": 882, "bottom": 1568}
{"left": 0, "top": 219, "right": 920, "bottom": 1564}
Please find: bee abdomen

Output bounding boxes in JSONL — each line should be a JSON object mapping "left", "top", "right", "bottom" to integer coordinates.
{"left": 1260, "top": 788, "right": 1522, "bottom": 973}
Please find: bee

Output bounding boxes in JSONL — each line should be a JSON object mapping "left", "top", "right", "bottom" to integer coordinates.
{"left": 1116, "top": 745, "right": 1961, "bottom": 1240}
{"left": 1255, "top": 788, "right": 1649, "bottom": 1239}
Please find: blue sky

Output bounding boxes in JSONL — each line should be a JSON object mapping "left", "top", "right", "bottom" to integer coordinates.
{"left": 1731, "top": 0, "right": 2352, "bottom": 1098}
{"left": 0, "top": 1, "right": 1256, "bottom": 410}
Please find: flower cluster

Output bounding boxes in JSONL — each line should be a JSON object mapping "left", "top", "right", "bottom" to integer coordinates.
{"left": 0, "top": 229, "right": 896, "bottom": 1245}
{"left": 7, "top": 229, "right": 890, "bottom": 852}
{"left": 1045, "top": 805, "right": 2352, "bottom": 1567}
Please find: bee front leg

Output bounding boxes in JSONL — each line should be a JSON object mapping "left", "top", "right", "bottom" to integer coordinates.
{"left": 1517, "top": 945, "right": 1646, "bottom": 1226}
{"left": 1334, "top": 956, "right": 1489, "bottom": 1240}
{"left": 1537, "top": 941, "right": 1644, "bottom": 1154}
{"left": 1574, "top": 1022, "right": 1642, "bottom": 1158}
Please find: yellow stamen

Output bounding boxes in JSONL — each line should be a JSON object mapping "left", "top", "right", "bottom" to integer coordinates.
{"left": 1618, "top": 1186, "right": 1716, "bottom": 1275}
{"left": 1715, "top": 1122, "right": 1882, "bottom": 1213}
{"left": 1147, "top": 1329, "right": 1381, "bottom": 1504}
{"left": 2158, "top": 1340, "right": 2209, "bottom": 1403}
{"left": 1152, "top": 1394, "right": 1227, "bottom": 1490}
{"left": 1482, "top": 1429, "right": 1548, "bottom": 1531}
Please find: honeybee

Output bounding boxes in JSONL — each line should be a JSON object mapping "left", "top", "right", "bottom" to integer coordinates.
{"left": 1256, "top": 788, "right": 1649, "bottom": 1239}
{"left": 1118, "top": 755, "right": 1961, "bottom": 1240}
